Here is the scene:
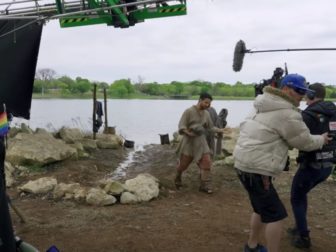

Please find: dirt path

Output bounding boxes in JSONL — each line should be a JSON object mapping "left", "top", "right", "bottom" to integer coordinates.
{"left": 8, "top": 144, "right": 336, "bottom": 252}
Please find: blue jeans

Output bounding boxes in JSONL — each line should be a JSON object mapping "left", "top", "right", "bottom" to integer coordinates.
{"left": 290, "top": 163, "right": 333, "bottom": 237}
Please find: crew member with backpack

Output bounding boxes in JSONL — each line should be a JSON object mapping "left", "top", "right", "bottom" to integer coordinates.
{"left": 289, "top": 83, "right": 336, "bottom": 249}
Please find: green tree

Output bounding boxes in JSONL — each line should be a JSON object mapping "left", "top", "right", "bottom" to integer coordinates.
{"left": 58, "top": 76, "right": 75, "bottom": 87}
{"left": 184, "top": 84, "right": 201, "bottom": 96}
{"left": 139, "top": 82, "right": 161, "bottom": 96}
{"left": 98, "top": 82, "right": 109, "bottom": 90}
{"left": 33, "top": 79, "right": 43, "bottom": 93}
{"left": 171, "top": 81, "right": 184, "bottom": 95}
{"left": 109, "top": 79, "right": 135, "bottom": 97}
{"left": 76, "top": 80, "right": 92, "bottom": 94}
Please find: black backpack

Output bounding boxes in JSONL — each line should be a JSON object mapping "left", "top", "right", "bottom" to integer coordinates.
{"left": 303, "top": 110, "right": 336, "bottom": 163}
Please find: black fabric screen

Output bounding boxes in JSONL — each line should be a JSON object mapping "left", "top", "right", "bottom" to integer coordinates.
{"left": 0, "top": 20, "right": 43, "bottom": 119}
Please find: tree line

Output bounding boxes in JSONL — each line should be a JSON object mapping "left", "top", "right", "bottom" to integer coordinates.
{"left": 33, "top": 68, "right": 336, "bottom": 99}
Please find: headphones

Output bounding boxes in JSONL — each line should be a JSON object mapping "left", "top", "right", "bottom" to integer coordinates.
{"left": 306, "top": 84, "right": 316, "bottom": 100}
{"left": 306, "top": 91, "right": 315, "bottom": 100}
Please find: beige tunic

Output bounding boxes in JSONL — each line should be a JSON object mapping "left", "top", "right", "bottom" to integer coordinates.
{"left": 176, "top": 105, "right": 215, "bottom": 161}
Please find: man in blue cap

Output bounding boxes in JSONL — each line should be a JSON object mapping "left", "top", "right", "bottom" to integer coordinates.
{"left": 233, "top": 74, "right": 331, "bottom": 252}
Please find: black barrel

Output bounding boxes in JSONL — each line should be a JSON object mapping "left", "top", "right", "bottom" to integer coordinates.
{"left": 124, "top": 140, "right": 135, "bottom": 148}
{"left": 159, "top": 134, "right": 170, "bottom": 145}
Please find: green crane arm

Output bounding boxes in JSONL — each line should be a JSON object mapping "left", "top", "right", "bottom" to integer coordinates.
{"left": 56, "top": 0, "right": 187, "bottom": 29}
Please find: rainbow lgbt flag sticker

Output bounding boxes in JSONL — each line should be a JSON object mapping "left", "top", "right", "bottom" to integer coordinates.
{"left": 0, "top": 111, "right": 9, "bottom": 137}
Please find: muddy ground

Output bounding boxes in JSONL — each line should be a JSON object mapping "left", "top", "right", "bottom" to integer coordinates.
{"left": 7, "top": 144, "right": 336, "bottom": 252}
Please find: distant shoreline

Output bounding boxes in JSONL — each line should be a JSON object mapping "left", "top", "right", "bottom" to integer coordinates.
{"left": 32, "top": 94, "right": 255, "bottom": 101}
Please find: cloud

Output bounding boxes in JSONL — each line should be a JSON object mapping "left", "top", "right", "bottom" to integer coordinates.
{"left": 30, "top": 0, "right": 336, "bottom": 84}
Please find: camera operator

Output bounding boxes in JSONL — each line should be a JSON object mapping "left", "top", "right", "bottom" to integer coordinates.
{"left": 289, "top": 83, "right": 336, "bottom": 249}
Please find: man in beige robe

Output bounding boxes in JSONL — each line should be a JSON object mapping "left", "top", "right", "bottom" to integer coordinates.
{"left": 175, "top": 93, "right": 225, "bottom": 193}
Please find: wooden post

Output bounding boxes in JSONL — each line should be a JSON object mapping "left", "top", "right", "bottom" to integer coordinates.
{"left": 103, "top": 88, "right": 108, "bottom": 132}
{"left": 93, "top": 84, "right": 97, "bottom": 140}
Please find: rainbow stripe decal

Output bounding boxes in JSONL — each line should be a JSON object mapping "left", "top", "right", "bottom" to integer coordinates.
{"left": 0, "top": 112, "right": 9, "bottom": 136}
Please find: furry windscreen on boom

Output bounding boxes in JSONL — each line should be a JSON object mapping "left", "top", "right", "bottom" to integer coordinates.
{"left": 232, "top": 40, "right": 246, "bottom": 72}
{"left": 232, "top": 39, "right": 336, "bottom": 72}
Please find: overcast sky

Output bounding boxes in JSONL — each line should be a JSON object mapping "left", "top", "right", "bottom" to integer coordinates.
{"left": 29, "top": 0, "right": 336, "bottom": 84}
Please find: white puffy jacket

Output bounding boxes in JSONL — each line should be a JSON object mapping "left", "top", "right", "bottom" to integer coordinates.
{"left": 233, "top": 86, "right": 324, "bottom": 177}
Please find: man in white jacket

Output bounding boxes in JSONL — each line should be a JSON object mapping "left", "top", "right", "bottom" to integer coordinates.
{"left": 233, "top": 74, "right": 330, "bottom": 252}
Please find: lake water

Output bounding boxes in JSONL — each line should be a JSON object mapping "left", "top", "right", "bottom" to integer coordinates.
{"left": 12, "top": 99, "right": 309, "bottom": 147}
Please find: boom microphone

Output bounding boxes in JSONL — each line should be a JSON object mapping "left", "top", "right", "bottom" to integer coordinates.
{"left": 232, "top": 39, "right": 336, "bottom": 72}
{"left": 233, "top": 40, "right": 246, "bottom": 72}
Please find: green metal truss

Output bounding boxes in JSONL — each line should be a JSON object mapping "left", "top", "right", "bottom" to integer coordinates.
{"left": 55, "top": 0, "right": 187, "bottom": 29}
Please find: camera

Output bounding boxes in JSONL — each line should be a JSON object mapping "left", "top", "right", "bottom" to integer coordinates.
{"left": 254, "top": 67, "right": 285, "bottom": 96}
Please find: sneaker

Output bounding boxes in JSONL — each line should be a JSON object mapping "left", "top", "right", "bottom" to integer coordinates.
{"left": 244, "top": 244, "right": 268, "bottom": 252}
{"left": 292, "top": 235, "right": 311, "bottom": 249}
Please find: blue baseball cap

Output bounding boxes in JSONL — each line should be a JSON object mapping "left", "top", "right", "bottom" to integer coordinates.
{"left": 280, "top": 74, "right": 312, "bottom": 95}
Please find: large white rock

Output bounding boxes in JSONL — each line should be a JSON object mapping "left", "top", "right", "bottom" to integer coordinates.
{"left": 104, "top": 181, "right": 125, "bottom": 195}
{"left": 73, "top": 188, "right": 88, "bottom": 202}
{"left": 77, "top": 139, "right": 98, "bottom": 151}
{"left": 96, "top": 134, "right": 122, "bottom": 149}
{"left": 19, "top": 177, "right": 57, "bottom": 194}
{"left": 53, "top": 182, "right": 81, "bottom": 199}
{"left": 222, "top": 128, "right": 239, "bottom": 155}
{"left": 86, "top": 188, "right": 117, "bottom": 206}
{"left": 120, "top": 192, "right": 139, "bottom": 204}
{"left": 6, "top": 132, "right": 77, "bottom": 166}
{"left": 59, "top": 127, "right": 84, "bottom": 144}
{"left": 124, "top": 173, "right": 159, "bottom": 202}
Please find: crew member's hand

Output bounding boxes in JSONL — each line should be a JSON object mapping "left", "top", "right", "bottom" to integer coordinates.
{"left": 322, "top": 132, "right": 332, "bottom": 144}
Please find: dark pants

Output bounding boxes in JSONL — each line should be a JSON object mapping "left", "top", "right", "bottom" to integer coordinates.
{"left": 290, "top": 163, "right": 333, "bottom": 237}
{"left": 0, "top": 137, "right": 16, "bottom": 252}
